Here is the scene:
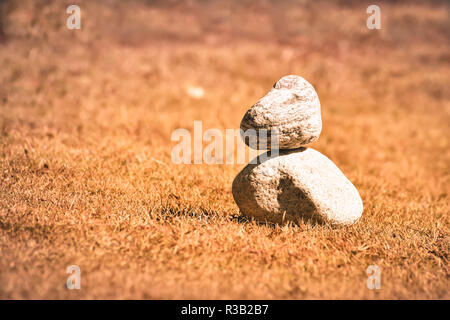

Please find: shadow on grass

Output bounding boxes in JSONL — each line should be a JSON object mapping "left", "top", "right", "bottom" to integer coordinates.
{"left": 154, "top": 204, "right": 216, "bottom": 222}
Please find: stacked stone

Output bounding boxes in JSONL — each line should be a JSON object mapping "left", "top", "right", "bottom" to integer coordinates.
{"left": 232, "top": 75, "right": 363, "bottom": 225}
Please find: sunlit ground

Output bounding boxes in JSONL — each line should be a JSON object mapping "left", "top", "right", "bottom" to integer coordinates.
{"left": 0, "top": 0, "right": 448, "bottom": 299}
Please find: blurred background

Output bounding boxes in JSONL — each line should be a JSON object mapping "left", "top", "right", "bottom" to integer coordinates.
{"left": 1, "top": 0, "right": 448, "bottom": 145}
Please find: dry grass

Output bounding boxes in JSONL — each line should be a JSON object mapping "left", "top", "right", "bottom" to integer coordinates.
{"left": 0, "top": 0, "right": 449, "bottom": 299}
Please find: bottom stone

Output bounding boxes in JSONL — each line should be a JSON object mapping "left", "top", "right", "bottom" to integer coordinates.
{"left": 232, "top": 148, "right": 363, "bottom": 225}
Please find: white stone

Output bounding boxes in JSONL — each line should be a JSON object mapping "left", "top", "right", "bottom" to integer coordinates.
{"left": 240, "top": 75, "right": 322, "bottom": 150}
{"left": 232, "top": 148, "right": 363, "bottom": 225}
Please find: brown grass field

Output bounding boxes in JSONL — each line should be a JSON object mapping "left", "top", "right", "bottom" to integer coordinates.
{"left": 0, "top": 0, "right": 449, "bottom": 299}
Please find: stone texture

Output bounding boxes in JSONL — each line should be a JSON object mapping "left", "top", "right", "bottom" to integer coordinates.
{"left": 232, "top": 148, "right": 363, "bottom": 225}
{"left": 240, "top": 75, "right": 322, "bottom": 150}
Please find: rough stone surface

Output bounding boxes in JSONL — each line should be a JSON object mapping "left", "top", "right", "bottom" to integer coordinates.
{"left": 240, "top": 75, "right": 322, "bottom": 150}
{"left": 232, "top": 148, "right": 363, "bottom": 225}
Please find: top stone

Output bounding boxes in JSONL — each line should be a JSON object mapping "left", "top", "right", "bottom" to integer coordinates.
{"left": 240, "top": 75, "right": 322, "bottom": 150}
